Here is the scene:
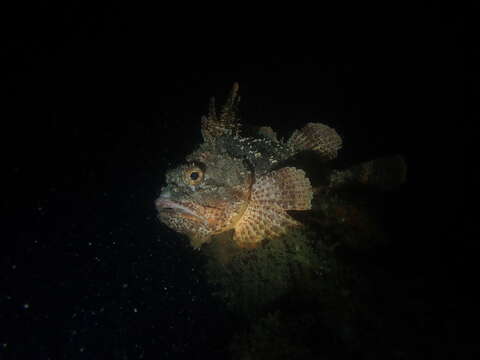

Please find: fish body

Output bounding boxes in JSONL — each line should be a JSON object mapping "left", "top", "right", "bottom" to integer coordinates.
{"left": 156, "top": 84, "right": 404, "bottom": 248}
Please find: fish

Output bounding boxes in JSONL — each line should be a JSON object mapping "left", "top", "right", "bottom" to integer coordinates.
{"left": 156, "top": 83, "right": 406, "bottom": 249}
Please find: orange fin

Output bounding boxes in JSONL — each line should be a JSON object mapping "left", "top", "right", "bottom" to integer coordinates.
{"left": 287, "top": 122, "right": 342, "bottom": 160}
{"left": 233, "top": 167, "right": 313, "bottom": 245}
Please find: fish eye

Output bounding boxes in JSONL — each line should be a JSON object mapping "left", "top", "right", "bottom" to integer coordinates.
{"left": 183, "top": 164, "right": 204, "bottom": 186}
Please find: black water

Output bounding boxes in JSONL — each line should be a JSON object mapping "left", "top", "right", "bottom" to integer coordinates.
{"left": 2, "top": 2, "right": 472, "bottom": 359}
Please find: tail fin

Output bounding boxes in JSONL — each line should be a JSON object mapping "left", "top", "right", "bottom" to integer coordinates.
{"left": 330, "top": 155, "right": 407, "bottom": 191}
{"left": 287, "top": 123, "right": 343, "bottom": 160}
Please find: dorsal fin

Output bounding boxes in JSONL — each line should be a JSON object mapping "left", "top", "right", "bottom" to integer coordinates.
{"left": 288, "top": 122, "right": 342, "bottom": 160}
{"left": 201, "top": 82, "right": 242, "bottom": 143}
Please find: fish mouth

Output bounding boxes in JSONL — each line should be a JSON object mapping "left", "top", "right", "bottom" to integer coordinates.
{"left": 156, "top": 199, "right": 206, "bottom": 223}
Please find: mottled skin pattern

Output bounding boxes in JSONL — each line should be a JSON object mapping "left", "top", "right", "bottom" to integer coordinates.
{"left": 156, "top": 83, "right": 343, "bottom": 248}
{"left": 158, "top": 150, "right": 253, "bottom": 247}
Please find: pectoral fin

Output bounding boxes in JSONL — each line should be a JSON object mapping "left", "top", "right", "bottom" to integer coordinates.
{"left": 233, "top": 167, "right": 313, "bottom": 246}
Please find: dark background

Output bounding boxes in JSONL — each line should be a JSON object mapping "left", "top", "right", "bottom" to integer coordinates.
{"left": 1, "top": 2, "right": 473, "bottom": 359}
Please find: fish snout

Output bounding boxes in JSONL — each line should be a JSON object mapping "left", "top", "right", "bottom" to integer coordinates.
{"left": 156, "top": 189, "right": 172, "bottom": 206}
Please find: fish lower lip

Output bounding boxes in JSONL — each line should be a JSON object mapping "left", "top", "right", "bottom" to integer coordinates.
{"left": 156, "top": 199, "right": 205, "bottom": 221}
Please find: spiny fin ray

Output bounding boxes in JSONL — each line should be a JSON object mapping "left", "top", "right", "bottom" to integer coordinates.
{"left": 201, "top": 82, "right": 241, "bottom": 143}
